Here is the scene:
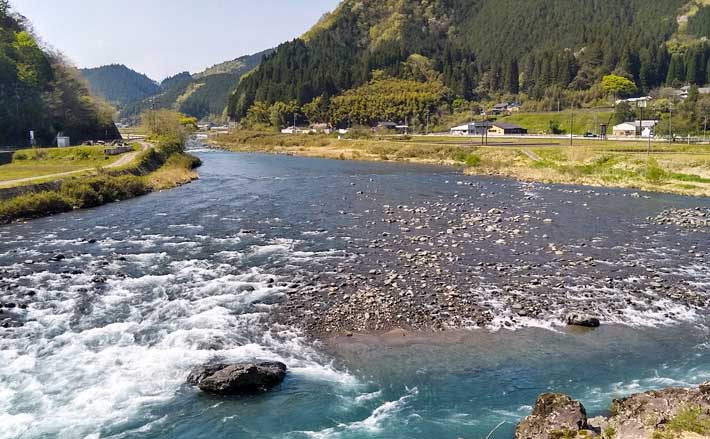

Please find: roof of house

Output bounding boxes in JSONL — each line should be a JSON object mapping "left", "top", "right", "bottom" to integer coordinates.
{"left": 493, "top": 122, "right": 525, "bottom": 130}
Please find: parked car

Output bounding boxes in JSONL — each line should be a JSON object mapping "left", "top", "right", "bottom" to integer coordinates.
{"left": 583, "top": 132, "right": 598, "bottom": 138}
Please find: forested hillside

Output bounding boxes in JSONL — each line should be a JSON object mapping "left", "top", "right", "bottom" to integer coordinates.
{"left": 80, "top": 64, "right": 160, "bottom": 107}
{"left": 229, "top": 0, "right": 709, "bottom": 124}
{"left": 0, "top": 2, "right": 119, "bottom": 146}
{"left": 118, "top": 49, "right": 273, "bottom": 122}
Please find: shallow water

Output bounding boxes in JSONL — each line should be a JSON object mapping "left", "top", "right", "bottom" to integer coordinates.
{"left": 0, "top": 149, "right": 709, "bottom": 439}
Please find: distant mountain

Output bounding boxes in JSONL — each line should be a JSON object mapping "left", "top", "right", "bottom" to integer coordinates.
{"left": 118, "top": 49, "right": 273, "bottom": 122}
{"left": 0, "top": 6, "right": 119, "bottom": 146}
{"left": 229, "top": 0, "right": 710, "bottom": 121}
{"left": 80, "top": 64, "right": 160, "bottom": 107}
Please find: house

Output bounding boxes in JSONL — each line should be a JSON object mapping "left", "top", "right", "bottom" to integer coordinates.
{"left": 309, "top": 123, "right": 333, "bottom": 134}
{"left": 616, "top": 96, "right": 652, "bottom": 106}
{"left": 376, "top": 121, "right": 398, "bottom": 131}
{"left": 489, "top": 103, "right": 510, "bottom": 115}
{"left": 489, "top": 122, "right": 528, "bottom": 135}
{"left": 450, "top": 121, "right": 494, "bottom": 136}
{"left": 612, "top": 120, "right": 659, "bottom": 137}
{"left": 489, "top": 102, "right": 521, "bottom": 116}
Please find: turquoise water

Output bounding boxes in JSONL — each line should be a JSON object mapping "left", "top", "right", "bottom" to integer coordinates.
{"left": 0, "top": 149, "right": 708, "bottom": 439}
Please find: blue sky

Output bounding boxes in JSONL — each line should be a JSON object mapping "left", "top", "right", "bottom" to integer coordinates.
{"left": 10, "top": 0, "right": 341, "bottom": 80}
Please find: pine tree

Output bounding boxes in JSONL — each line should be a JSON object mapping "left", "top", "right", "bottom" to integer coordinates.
{"left": 503, "top": 59, "right": 519, "bottom": 94}
{"left": 686, "top": 49, "right": 699, "bottom": 84}
{"left": 666, "top": 55, "right": 685, "bottom": 86}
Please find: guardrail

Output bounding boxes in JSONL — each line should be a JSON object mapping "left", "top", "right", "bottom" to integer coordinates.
{"left": 104, "top": 146, "right": 133, "bottom": 156}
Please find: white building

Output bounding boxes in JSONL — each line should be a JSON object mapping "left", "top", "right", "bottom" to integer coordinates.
{"left": 613, "top": 120, "right": 659, "bottom": 137}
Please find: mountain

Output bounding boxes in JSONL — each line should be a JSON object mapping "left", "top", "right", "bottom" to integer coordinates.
{"left": 229, "top": 0, "right": 710, "bottom": 121}
{"left": 0, "top": 5, "right": 119, "bottom": 146}
{"left": 80, "top": 64, "right": 160, "bottom": 107}
{"left": 118, "top": 49, "right": 273, "bottom": 122}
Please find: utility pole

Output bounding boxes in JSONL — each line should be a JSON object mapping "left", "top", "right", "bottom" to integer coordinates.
{"left": 704, "top": 116, "right": 707, "bottom": 142}
{"left": 668, "top": 105, "right": 673, "bottom": 144}
{"left": 426, "top": 111, "right": 430, "bottom": 135}
{"left": 570, "top": 111, "right": 574, "bottom": 146}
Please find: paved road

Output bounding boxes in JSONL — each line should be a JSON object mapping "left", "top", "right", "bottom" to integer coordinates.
{"left": 0, "top": 142, "right": 151, "bottom": 188}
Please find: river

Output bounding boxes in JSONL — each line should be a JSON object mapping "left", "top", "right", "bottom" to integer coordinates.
{"left": 0, "top": 148, "right": 708, "bottom": 439}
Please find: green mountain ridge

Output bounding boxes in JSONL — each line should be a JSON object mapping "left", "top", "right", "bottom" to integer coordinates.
{"left": 0, "top": 5, "right": 119, "bottom": 146}
{"left": 229, "top": 0, "right": 710, "bottom": 122}
{"left": 83, "top": 49, "right": 274, "bottom": 123}
{"left": 80, "top": 64, "right": 160, "bottom": 107}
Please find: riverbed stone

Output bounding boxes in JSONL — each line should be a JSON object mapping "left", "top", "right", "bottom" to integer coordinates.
{"left": 566, "top": 313, "right": 601, "bottom": 328}
{"left": 515, "top": 393, "right": 590, "bottom": 439}
{"left": 187, "top": 362, "right": 287, "bottom": 395}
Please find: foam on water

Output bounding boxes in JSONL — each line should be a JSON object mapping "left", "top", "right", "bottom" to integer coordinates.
{"left": 0, "top": 240, "right": 358, "bottom": 439}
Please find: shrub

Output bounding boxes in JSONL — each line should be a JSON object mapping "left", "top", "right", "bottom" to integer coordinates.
{"left": 646, "top": 158, "right": 667, "bottom": 184}
{"left": 0, "top": 192, "right": 72, "bottom": 224}
{"left": 465, "top": 154, "right": 482, "bottom": 167}
{"left": 61, "top": 181, "right": 101, "bottom": 208}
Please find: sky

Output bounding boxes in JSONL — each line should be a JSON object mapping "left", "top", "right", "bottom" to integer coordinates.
{"left": 10, "top": 0, "right": 341, "bottom": 80}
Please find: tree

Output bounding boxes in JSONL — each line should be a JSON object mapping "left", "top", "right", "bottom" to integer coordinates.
{"left": 141, "top": 109, "right": 188, "bottom": 143}
{"left": 602, "top": 74, "right": 638, "bottom": 98}
{"left": 269, "top": 100, "right": 298, "bottom": 128}
{"left": 614, "top": 101, "right": 635, "bottom": 124}
{"left": 245, "top": 101, "right": 270, "bottom": 127}
{"left": 302, "top": 95, "right": 329, "bottom": 124}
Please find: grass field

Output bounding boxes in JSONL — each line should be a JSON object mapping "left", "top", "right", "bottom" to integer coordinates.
{"left": 499, "top": 109, "right": 615, "bottom": 135}
{"left": 211, "top": 130, "right": 710, "bottom": 196}
{"left": 0, "top": 145, "right": 136, "bottom": 183}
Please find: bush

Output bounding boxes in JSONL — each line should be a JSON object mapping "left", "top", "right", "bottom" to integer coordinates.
{"left": 0, "top": 192, "right": 72, "bottom": 224}
{"left": 646, "top": 158, "right": 667, "bottom": 184}
{"left": 465, "top": 154, "right": 482, "bottom": 167}
{"left": 61, "top": 181, "right": 101, "bottom": 208}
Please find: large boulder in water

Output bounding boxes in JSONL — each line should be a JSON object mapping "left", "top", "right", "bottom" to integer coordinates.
{"left": 187, "top": 361, "right": 287, "bottom": 395}
{"left": 566, "top": 312, "right": 601, "bottom": 328}
{"left": 515, "top": 393, "right": 590, "bottom": 439}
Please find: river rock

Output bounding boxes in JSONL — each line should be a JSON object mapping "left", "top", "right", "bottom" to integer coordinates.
{"left": 515, "top": 393, "right": 590, "bottom": 439}
{"left": 187, "top": 362, "right": 287, "bottom": 395}
{"left": 518, "top": 382, "right": 710, "bottom": 439}
{"left": 566, "top": 312, "right": 601, "bottom": 328}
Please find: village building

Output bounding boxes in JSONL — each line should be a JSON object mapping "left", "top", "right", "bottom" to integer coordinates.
{"left": 309, "top": 123, "right": 333, "bottom": 134}
{"left": 488, "top": 122, "right": 528, "bottom": 135}
{"left": 450, "top": 121, "right": 494, "bottom": 136}
{"left": 612, "top": 120, "right": 659, "bottom": 137}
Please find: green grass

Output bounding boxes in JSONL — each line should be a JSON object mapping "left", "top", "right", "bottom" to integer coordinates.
{"left": 500, "top": 110, "right": 614, "bottom": 135}
{"left": 0, "top": 145, "right": 136, "bottom": 182}
{"left": 0, "top": 147, "right": 200, "bottom": 224}
{"left": 653, "top": 405, "right": 710, "bottom": 439}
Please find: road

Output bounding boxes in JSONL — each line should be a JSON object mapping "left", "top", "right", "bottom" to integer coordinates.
{"left": 0, "top": 142, "right": 151, "bottom": 188}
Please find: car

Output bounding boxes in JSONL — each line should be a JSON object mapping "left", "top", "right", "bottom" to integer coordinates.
{"left": 583, "top": 132, "right": 599, "bottom": 138}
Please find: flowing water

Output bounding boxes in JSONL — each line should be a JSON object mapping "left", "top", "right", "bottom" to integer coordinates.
{"left": 1, "top": 148, "right": 709, "bottom": 439}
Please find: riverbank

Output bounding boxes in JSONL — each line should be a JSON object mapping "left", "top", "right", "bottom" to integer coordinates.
{"left": 210, "top": 131, "right": 710, "bottom": 197}
{"left": 0, "top": 138, "right": 201, "bottom": 225}
{"left": 516, "top": 382, "right": 710, "bottom": 439}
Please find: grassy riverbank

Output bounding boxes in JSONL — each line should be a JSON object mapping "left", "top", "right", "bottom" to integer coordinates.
{"left": 0, "top": 145, "right": 137, "bottom": 184}
{"left": 211, "top": 131, "right": 710, "bottom": 196}
{"left": 0, "top": 139, "right": 201, "bottom": 225}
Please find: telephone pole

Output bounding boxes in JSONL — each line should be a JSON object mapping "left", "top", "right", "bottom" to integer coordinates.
{"left": 570, "top": 111, "right": 574, "bottom": 146}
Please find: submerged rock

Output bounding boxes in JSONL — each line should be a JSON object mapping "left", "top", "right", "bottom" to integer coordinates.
{"left": 515, "top": 393, "right": 589, "bottom": 439}
{"left": 187, "top": 362, "right": 287, "bottom": 395}
{"left": 566, "top": 313, "right": 601, "bottom": 328}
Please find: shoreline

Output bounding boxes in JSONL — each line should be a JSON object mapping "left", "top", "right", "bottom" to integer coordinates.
{"left": 0, "top": 141, "right": 201, "bottom": 225}
{"left": 208, "top": 131, "right": 710, "bottom": 197}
